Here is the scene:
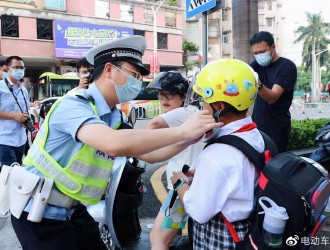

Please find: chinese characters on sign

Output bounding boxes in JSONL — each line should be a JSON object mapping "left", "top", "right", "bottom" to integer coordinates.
{"left": 54, "top": 20, "right": 133, "bottom": 59}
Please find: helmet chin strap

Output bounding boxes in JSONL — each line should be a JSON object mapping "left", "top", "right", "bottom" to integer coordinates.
{"left": 210, "top": 103, "right": 234, "bottom": 122}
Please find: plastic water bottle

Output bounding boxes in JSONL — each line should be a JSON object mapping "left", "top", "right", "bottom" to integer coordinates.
{"left": 259, "top": 197, "right": 289, "bottom": 248}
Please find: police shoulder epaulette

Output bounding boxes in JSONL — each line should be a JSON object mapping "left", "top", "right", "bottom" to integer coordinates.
{"left": 70, "top": 91, "right": 95, "bottom": 104}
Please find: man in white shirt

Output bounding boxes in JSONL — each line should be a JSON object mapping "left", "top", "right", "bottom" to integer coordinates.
{"left": 171, "top": 59, "right": 263, "bottom": 249}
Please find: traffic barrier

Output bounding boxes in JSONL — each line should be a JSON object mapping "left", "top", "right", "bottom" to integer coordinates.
{"left": 135, "top": 103, "right": 163, "bottom": 119}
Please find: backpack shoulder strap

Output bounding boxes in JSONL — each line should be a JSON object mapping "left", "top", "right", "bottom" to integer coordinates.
{"left": 204, "top": 134, "right": 265, "bottom": 171}
{"left": 259, "top": 131, "right": 279, "bottom": 157}
{"left": 203, "top": 131, "right": 278, "bottom": 171}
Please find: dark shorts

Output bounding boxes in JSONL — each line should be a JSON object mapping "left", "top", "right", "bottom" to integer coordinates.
{"left": 11, "top": 203, "right": 107, "bottom": 250}
{"left": 0, "top": 144, "right": 25, "bottom": 166}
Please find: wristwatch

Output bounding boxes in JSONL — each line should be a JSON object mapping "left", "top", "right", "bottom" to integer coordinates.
{"left": 173, "top": 178, "right": 187, "bottom": 192}
{"left": 258, "top": 82, "right": 263, "bottom": 91}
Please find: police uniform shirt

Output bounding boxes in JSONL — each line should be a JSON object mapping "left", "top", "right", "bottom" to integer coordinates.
{"left": 24, "top": 82, "right": 121, "bottom": 220}
{"left": 0, "top": 78, "right": 29, "bottom": 147}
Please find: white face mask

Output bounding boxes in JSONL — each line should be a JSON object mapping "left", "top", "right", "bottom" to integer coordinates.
{"left": 255, "top": 51, "right": 272, "bottom": 67}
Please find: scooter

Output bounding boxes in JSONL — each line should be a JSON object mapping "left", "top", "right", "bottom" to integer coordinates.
{"left": 87, "top": 156, "right": 146, "bottom": 250}
{"left": 309, "top": 122, "right": 330, "bottom": 174}
{"left": 309, "top": 121, "right": 330, "bottom": 212}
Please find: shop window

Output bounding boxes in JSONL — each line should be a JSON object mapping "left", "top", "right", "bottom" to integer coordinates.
{"left": 37, "top": 19, "right": 53, "bottom": 40}
{"left": 157, "top": 33, "right": 167, "bottom": 50}
{"left": 1, "top": 15, "right": 19, "bottom": 37}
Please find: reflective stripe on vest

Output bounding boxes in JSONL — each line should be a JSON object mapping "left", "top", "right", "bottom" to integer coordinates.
{"left": 23, "top": 95, "right": 114, "bottom": 204}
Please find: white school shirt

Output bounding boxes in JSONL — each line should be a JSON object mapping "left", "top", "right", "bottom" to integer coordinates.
{"left": 183, "top": 117, "right": 265, "bottom": 223}
{"left": 159, "top": 105, "right": 205, "bottom": 190}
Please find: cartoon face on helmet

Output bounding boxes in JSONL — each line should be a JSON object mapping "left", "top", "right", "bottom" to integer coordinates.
{"left": 193, "top": 59, "right": 258, "bottom": 111}
{"left": 146, "top": 71, "right": 189, "bottom": 95}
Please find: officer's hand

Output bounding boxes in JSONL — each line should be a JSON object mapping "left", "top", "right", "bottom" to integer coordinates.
{"left": 13, "top": 112, "right": 28, "bottom": 122}
{"left": 180, "top": 110, "right": 223, "bottom": 141}
{"left": 77, "top": 78, "right": 89, "bottom": 89}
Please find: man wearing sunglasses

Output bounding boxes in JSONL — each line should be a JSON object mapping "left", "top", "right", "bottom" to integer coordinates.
{"left": 10, "top": 36, "right": 220, "bottom": 249}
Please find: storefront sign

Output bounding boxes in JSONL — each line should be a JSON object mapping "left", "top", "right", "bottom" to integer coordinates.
{"left": 54, "top": 20, "right": 133, "bottom": 59}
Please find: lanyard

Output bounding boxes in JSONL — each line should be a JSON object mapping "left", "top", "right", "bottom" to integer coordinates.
{"left": 4, "top": 78, "right": 29, "bottom": 113}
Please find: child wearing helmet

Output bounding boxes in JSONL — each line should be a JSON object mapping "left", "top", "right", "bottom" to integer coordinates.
{"left": 145, "top": 71, "right": 205, "bottom": 249}
{"left": 171, "top": 59, "right": 265, "bottom": 249}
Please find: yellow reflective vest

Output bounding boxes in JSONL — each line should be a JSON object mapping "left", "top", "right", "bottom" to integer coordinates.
{"left": 23, "top": 95, "right": 115, "bottom": 204}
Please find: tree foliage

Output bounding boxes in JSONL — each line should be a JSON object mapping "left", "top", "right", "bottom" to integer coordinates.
{"left": 295, "top": 66, "right": 330, "bottom": 92}
{"left": 295, "top": 66, "right": 311, "bottom": 92}
{"left": 294, "top": 12, "right": 330, "bottom": 72}
{"left": 183, "top": 40, "right": 201, "bottom": 74}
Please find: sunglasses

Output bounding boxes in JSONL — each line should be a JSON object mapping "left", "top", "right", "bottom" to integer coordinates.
{"left": 113, "top": 64, "right": 142, "bottom": 81}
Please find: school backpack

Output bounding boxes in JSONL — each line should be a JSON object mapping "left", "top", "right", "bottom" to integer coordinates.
{"left": 204, "top": 132, "right": 330, "bottom": 250}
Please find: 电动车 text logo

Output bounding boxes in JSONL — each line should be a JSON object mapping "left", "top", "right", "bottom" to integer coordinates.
{"left": 286, "top": 235, "right": 330, "bottom": 246}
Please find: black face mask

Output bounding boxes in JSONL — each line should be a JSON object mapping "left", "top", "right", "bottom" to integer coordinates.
{"left": 210, "top": 103, "right": 233, "bottom": 122}
{"left": 210, "top": 104, "right": 221, "bottom": 122}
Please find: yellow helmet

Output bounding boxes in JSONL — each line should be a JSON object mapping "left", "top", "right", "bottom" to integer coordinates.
{"left": 193, "top": 59, "right": 258, "bottom": 111}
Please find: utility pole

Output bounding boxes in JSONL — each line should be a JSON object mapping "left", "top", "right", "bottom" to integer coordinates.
{"left": 152, "top": 0, "right": 165, "bottom": 78}
{"left": 311, "top": 45, "right": 329, "bottom": 103}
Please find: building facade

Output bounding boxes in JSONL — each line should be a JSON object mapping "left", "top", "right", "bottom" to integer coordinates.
{"left": 0, "top": 0, "right": 185, "bottom": 100}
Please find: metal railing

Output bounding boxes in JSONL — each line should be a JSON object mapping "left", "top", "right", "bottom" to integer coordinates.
{"left": 135, "top": 102, "right": 163, "bottom": 119}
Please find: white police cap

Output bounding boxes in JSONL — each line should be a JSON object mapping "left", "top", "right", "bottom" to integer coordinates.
{"left": 86, "top": 35, "right": 150, "bottom": 76}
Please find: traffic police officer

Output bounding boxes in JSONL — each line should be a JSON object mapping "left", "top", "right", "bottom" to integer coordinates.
{"left": 10, "top": 36, "right": 220, "bottom": 249}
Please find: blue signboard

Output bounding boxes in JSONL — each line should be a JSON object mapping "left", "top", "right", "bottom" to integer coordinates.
{"left": 54, "top": 20, "right": 133, "bottom": 59}
{"left": 186, "top": 0, "right": 216, "bottom": 19}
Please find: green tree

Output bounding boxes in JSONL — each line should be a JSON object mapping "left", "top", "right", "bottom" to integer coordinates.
{"left": 295, "top": 66, "right": 311, "bottom": 92}
{"left": 183, "top": 40, "right": 201, "bottom": 75}
{"left": 294, "top": 12, "right": 330, "bottom": 72}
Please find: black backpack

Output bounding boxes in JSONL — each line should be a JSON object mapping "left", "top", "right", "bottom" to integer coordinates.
{"left": 204, "top": 132, "right": 330, "bottom": 250}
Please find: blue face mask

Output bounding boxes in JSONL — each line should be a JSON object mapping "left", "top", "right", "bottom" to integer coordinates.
{"left": 2, "top": 72, "right": 8, "bottom": 79}
{"left": 111, "top": 75, "right": 142, "bottom": 103}
{"left": 255, "top": 51, "right": 272, "bottom": 67}
{"left": 10, "top": 68, "right": 25, "bottom": 81}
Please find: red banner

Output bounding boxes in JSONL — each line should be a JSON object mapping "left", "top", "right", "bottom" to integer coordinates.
{"left": 150, "top": 53, "right": 160, "bottom": 73}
